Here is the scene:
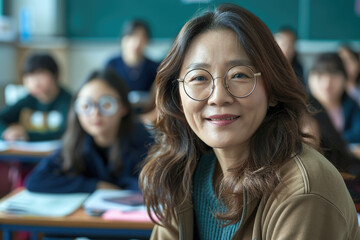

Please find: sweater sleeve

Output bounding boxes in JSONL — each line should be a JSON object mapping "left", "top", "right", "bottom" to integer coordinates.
{"left": 0, "top": 97, "right": 29, "bottom": 137}
{"left": 265, "top": 194, "right": 359, "bottom": 240}
{"left": 25, "top": 150, "right": 99, "bottom": 193}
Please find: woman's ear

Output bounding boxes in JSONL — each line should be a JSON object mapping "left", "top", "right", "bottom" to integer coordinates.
{"left": 268, "top": 97, "right": 278, "bottom": 107}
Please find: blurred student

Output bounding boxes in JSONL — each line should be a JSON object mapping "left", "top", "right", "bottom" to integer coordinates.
{"left": 274, "top": 27, "right": 304, "bottom": 85}
{"left": 308, "top": 53, "right": 360, "bottom": 148}
{"left": 0, "top": 53, "right": 72, "bottom": 141}
{"left": 105, "top": 19, "right": 159, "bottom": 124}
{"left": 25, "top": 69, "right": 153, "bottom": 193}
{"left": 105, "top": 19, "right": 159, "bottom": 93}
{"left": 338, "top": 45, "right": 360, "bottom": 106}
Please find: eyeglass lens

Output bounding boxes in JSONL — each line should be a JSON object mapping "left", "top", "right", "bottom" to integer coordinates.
{"left": 74, "top": 95, "right": 119, "bottom": 116}
{"left": 182, "top": 65, "right": 257, "bottom": 101}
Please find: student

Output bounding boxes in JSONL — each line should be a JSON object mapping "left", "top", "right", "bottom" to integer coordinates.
{"left": 308, "top": 53, "right": 360, "bottom": 146}
{"left": 25, "top": 69, "right": 153, "bottom": 193}
{"left": 105, "top": 19, "right": 159, "bottom": 93}
{"left": 338, "top": 44, "right": 360, "bottom": 106}
{"left": 0, "top": 53, "right": 72, "bottom": 141}
{"left": 105, "top": 19, "right": 159, "bottom": 124}
{"left": 139, "top": 4, "right": 359, "bottom": 239}
{"left": 274, "top": 26, "right": 304, "bottom": 85}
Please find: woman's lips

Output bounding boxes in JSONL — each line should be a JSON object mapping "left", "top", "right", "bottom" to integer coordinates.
{"left": 206, "top": 114, "right": 240, "bottom": 126}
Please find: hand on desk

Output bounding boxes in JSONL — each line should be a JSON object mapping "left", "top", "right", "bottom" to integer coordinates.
{"left": 2, "top": 124, "right": 28, "bottom": 141}
{"left": 97, "top": 181, "right": 121, "bottom": 190}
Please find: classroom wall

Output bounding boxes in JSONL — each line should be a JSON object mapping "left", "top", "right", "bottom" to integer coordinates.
{"left": 0, "top": 43, "right": 17, "bottom": 106}
{"left": 1, "top": 0, "right": 360, "bottom": 107}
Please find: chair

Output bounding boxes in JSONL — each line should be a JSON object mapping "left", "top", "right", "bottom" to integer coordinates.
{"left": 4, "top": 84, "right": 28, "bottom": 106}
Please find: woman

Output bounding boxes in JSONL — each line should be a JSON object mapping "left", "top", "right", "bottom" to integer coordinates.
{"left": 139, "top": 4, "right": 359, "bottom": 239}
{"left": 25, "top": 68, "right": 153, "bottom": 193}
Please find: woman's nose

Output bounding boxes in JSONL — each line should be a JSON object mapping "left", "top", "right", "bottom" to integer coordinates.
{"left": 207, "top": 78, "right": 234, "bottom": 105}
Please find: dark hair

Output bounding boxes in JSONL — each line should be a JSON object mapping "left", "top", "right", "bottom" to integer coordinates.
{"left": 338, "top": 44, "right": 360, "bottom": 85}
{"left": 23, "top": 53, "right": 59, "bottom": 80}
{"left": 121, "top": 19, "right": 151, "bottom": 39}
{"left": 61, "top": 68, "right": 134, "bottom": 174}
{"left": 140, "top": 3, "right": 308, "bottom": 229}
{"left": 311, "top": 52, "right": 348, "bottom": 79}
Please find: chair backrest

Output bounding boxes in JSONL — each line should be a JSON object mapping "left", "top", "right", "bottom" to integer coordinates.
{"left": 4, "top": 84, "right": 28, "bottom": 106}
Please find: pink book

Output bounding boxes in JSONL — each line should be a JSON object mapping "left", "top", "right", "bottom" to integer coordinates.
{"left": 102, "top": 209, "right": 157, "bottom": 222}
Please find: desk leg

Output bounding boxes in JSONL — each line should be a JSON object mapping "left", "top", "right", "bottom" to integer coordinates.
{"left": 30, "top": 231, "right": 38, "bottom": 240}
{"left": 2, "top": 230, "right": 11, "bottom": 240}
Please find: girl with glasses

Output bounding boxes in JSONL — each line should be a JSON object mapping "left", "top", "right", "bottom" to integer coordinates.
{"left": 25, "top": 68, "right": 153, "bottom": 193}
{"left": 139, "top": 3, "right": 359, "bottom": 239}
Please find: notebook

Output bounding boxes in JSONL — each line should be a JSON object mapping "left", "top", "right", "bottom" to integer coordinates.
{"left": 83, "top": 189, "right": 146, "bottom": 216}
{"left": 0, "top": 189, "right": 89, "bottom": 217}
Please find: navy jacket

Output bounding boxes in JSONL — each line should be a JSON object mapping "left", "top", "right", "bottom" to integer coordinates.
{"left": 342, "top": 95, "right": 360, "bottom": 144}
{"left": 25, "top": 122, "right": 153, "bottom": 193}
{"left": 105, "top": 55, "right": 159, "bottom": 92}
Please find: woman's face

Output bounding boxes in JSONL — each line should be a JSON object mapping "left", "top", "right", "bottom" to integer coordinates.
{"left": 76, "top": 79, "right": 127, "bottom": 145}
{"left": 308, "top": 71, "right": 346, "bottom": 106}
{"left": 178, "top": 29, "right": 269, "bottom": 153}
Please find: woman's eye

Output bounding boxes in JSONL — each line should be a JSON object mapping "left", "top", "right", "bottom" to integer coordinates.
{"left": 233, "top": 73, "right": 248, "bottom": 79}
{"left": 192, "top": 75, "right": 207, "bottom": 81}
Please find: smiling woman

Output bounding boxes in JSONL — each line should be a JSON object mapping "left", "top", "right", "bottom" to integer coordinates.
{"left": 139, "top": 3, "right": 360, "bottom": 240}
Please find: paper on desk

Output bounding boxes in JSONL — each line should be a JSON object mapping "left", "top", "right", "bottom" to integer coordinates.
{"left": 102, "top": 209, "right": 157, "bottom": 222}
{"left": 0, "top": 190, "right": 89, "bottom": 217}
{"left": 83, "top": 189, "right": 146, "bottom": 215}
{"left": 0, "top": 140, "right": 62, "bottom": 153}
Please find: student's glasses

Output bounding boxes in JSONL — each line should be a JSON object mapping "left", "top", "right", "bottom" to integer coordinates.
{"left": 74, "top": 95, "right": 119, "bottom": 116}
{"left": 177, "top": 65, "right": 261, "bottom": 101}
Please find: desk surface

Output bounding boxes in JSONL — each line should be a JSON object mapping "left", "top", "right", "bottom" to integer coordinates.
{"left": 0, "top": 206, "right": 154, "bottom": 230}
{"left": 0, "top": 189, "right": 154, "bottom": 239}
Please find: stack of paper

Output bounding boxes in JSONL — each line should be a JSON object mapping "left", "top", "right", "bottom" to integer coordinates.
{"left": 0, "top": 190, "right": 89, "bottom": 217}
{"left": 83, "top": 189, "right": 146, "bottom": 216}
{"left": 0, "top": 140, "right": 62, "bottom": 153}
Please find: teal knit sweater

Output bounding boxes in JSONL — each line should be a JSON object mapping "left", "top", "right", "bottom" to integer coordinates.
{"left": 193, "top": 153, "right": 240, "bottom": 239}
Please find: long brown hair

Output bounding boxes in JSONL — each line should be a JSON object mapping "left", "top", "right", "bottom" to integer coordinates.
{"left": 61, "top": 68, "right": 134, "bottom": 174}
{"left": 140, "top": 3, "right": 308, "bottom": 228}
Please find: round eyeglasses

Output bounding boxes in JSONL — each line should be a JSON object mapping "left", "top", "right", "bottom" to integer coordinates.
{"left": 74, "top": 95, "right": 119, "bottom": 116}
{"left": 177, "top": 65, "right": 261, "bottom": 101}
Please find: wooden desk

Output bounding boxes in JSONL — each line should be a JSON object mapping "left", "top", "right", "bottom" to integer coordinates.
{"left": 0, "top": 140, "right": 60, "bottom": 163}
{"left": 0, "top": 190, "right": 154, "bottom": 240}
{"left": 0, "top": 150, "right": 50, "bottom": 163}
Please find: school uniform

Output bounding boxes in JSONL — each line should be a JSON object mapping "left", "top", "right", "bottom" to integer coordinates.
{"left": 342, "top": 95, "right": 360, "bottom": 144}
{"left": 105, "top": 55, "right": 159, "bottom": 92}
{"left": 0, "top": 87, "right": 72, "bottom": 141}
{"left": 25, "top": 122, "right": 153, "bottom": 193}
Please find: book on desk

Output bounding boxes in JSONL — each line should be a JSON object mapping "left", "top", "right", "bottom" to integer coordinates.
{"left": 0, "top": 140, "right": 62, "bottom": 154}
{"left": 0, "top": 188, "right": 155, "bottom": 223}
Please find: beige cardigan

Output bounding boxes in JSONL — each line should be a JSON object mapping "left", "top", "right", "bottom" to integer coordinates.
{"left": 150, "top": 145, "right": 360, "bottom": 239}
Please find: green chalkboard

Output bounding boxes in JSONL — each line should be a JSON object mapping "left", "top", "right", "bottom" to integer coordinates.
{"left": 65, "top": 0, "right": 298, "bottom": 39}
{"left": 65, "top": 0, "right": 360, "bottom": 40}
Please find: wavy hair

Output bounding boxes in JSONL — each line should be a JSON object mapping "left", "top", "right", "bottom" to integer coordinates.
{"left": 61, "top": 68, "right": 134, "bottom": 175}
{"left": 140, "top": 3, "right": 309, "bottom": 228}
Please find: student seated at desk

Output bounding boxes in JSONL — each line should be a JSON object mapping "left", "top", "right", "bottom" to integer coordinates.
{"left": 0, "top": 53, "right": 72, "bottom": 141}
{"left": 25, "top": 69, "right": 153, "bottom": 193}
{"left": 308, "top": 53, "right": 360, "bottom": 149}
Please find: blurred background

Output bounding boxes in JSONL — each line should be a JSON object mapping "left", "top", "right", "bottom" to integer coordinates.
{"left": 0, "top": 0, "right": 359, "bottom": 107}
